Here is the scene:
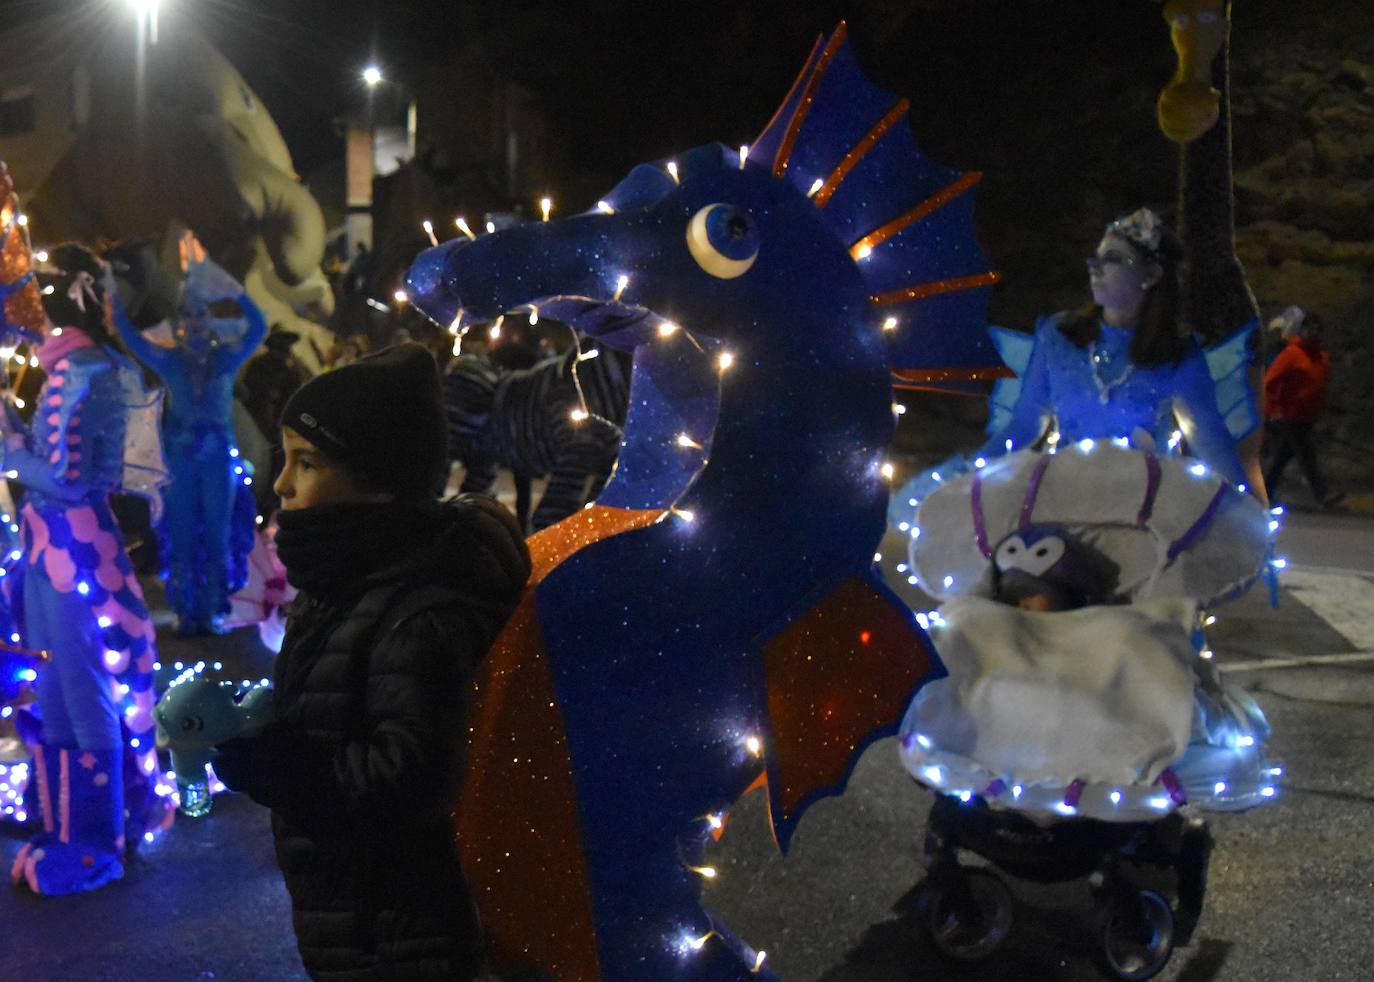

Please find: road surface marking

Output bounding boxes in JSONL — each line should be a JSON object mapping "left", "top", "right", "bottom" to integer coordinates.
{"left": 1221, "top": 650, "right": 1374, "bottom": 674}
{"left": 1277, "top": 568, "right": 1374, "bottom": 651}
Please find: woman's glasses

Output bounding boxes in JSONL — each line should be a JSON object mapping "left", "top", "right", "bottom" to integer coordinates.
{"left": 1085, "top": 251, "right": 1137, "bottom": 273}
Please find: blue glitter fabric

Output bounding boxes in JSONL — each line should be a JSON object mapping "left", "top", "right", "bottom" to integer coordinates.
{"left": 407, "top": 26, "right": 993, "bottom": 979}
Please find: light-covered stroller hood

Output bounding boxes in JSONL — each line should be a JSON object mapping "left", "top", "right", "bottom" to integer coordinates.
{"left": 908, "top": 443, "right": 1270, "bottom": 606}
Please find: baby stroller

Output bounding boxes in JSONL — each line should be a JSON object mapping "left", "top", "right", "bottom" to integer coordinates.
{"left": 897, "top": 442, "right": 1277, "bottom": 979}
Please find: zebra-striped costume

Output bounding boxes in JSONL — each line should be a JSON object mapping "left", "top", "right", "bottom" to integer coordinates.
{"left": 443, "top": 341, "right": 631, "bottom": 531}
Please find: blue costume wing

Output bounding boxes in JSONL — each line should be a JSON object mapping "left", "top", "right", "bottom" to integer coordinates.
{"left": 1203, "top": 319, "right": 1260, "bottom": 441}
{"left": 985, "top": 325, "right": 1036, "bottom": 437}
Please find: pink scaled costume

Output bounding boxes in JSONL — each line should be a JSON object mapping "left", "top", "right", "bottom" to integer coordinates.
{"left": 4, "top": 327, "right": 172, "bottom": 895}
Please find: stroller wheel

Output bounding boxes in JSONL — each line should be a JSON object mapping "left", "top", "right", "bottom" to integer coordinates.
{"left": 923, "top": 867, "right": 1014, "bottom": 961}
{"left": 1100, "top": 887, "right": 1175, "bottom": 980}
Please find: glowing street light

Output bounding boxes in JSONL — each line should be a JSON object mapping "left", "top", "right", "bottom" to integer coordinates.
{"left": 126, "top": 0, "right": 163, "bottom": 44}
{"left": 362, "top": 65, "right": 383, "bottom": 87}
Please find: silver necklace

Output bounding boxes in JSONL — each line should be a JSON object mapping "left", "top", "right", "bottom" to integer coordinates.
{"left": 1088, "top": 340, "right": 1135, "bottom": 405}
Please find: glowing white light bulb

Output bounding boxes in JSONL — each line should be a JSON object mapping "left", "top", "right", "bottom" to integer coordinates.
{"left": 879, "top": 462, "right": 895, "bottom": 481}
{"left": 34, "top": 250, "right": 48, "bottom": 262}
{"left": 882, "top": 316, "right": 898, "bottom": 332}
{"left": 707, "top": 813, "right": 724, "bottom": 830}
{"left": 50, "top": 327, "right": 63, "bottom": 337}
{"left": 717, "top": 352, "right": 735, "bottom": 371}
{"left": 455, "top": 216, "right": 476, "bottom": 240}
{"left": 421, "top": 219, "right": 437, "bottom": 246}
{"left": 361, "top": 65, "right": 383, "bottom": 86}
{"left": 752, "top": 951, "right": 767, "bottom": 972}
{"left": 738, "top": 145, "right": 749, "bottom": 169}
{"left": 691, "top": 865, "right": 718, "bottom": 879}
{"left": 942, "top": 575, "right": 954, "bottom": 588}
{"left": 540, "top": 197, "right": 552, "bottom": 221}
{"left": 909, "top": 526, "right": 921, "bottom": 540}
{"left": 666, "top": 160, "right": 680, "bottom": 183}
{"left": 974, "top": 457, "right": 987, "bottom": 469}
{"left": 892, "top": 403, "right": 907, "bottom": 415}
{"left": 1078, "top": 438, "right": 1095, "bottom": 452}
{"left": 569, "top": 408, "right": 589, "bottom": 422}
{"left": 1236, "top": 734, "right": 1256, "bottom": 748}
{"left": 1271, "top": 557, "right": 1288, "bottom": 570}
{"left": 1189, "top": 462, "right": 1207, "bottom": 477}
{"left": 807, "top": 178, "right": 823, "bottom": 197}
{"left": 673, "top": 508, "right": 695, "bottom": 524}
{"left": 485, "top": 220, "right": 496, "bottom": 234}
{"left": 922, "top": 764, "right": 943, "bottom": 784}
{"left": 854, "top": 244, "right": 873, "bottom": 260}
{"left": 392, "top": 290, "right": 408, "bottom": 304}
{"left": 16, "top": 214, "right": 27, "bottom": 227}
{"left": 744, "top": 735, "right": 762, "bottom": 756}
{"left": 1199, "top": 648, "right": 1214, "bottom": 660}
{"left": 1214, "top": 781, "right": 1227, "bottom": 794}
{"left": 1109, "top": 790, "right": 1122, "bottom": 805}
{"left": 657, "top": 321, "right": 680, "bottom": 338}
{"left": 676, "top": 433, "right": 702, "bottom": 449}
{"left": 1260, "top": 786, "right": 1276, "bottom": 798}
{"left": 613, "top": 274, "right": 629, "bottom": 301}
{"left": 596, "top": 200, "right": 615, "bottom": 214}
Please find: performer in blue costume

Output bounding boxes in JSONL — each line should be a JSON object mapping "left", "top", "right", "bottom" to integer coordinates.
{"left": 890, "top": 207, "right": 1257, "bottom": 526}
{"left": 112, "top": 254, "right": 265, "bottom": 635}
{"left": 4, "top": 244, "right": 171, "bottom": 895}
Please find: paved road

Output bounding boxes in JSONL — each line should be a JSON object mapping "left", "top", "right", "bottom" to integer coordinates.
{"left": 1, "top": 509, "right": 1371, "bottom": 981}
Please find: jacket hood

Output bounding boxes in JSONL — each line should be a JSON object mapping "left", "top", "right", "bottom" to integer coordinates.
{"left": 370, "top": 494, "right": 531, "bottom": 606}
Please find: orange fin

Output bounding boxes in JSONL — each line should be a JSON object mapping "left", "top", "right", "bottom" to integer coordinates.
{"left": 759, "top": 574, "right": 943, "bottom": 850}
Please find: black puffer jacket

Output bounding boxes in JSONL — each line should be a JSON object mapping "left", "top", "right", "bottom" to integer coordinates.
{"left": 216, "top": 496, "right": 530, "bottom": 981}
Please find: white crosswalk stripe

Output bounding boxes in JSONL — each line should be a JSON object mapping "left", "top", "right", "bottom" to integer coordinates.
{"left": 1278, "top": 567, "right": 1374, "bottom": 651}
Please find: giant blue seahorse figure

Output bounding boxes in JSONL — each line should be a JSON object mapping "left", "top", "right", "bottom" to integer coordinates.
{"left": 408, "top": 25, "right": 1000, "bottom": 980}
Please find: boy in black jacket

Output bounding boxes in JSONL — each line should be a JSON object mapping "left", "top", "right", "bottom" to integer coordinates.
{"left": 215, "top": 343, "right": 531, "bottom": 981}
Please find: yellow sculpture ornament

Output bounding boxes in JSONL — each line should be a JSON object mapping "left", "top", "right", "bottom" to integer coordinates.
{"left": 1157, "top": 0, "right": 1230, "bottom": 144}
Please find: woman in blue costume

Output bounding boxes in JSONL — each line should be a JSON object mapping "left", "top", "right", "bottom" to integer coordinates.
{"left": 892, "top": 208, "right": 1252, "bottom": 524}
{"left": 4, "top": 244, "right": 170, "bottom": 895}
{"left": 112, "top": 257, "right": 265, "bottom": 635}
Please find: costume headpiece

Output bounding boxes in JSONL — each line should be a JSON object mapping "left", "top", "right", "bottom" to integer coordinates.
{"left": 1107, "top": 207, "right": 1165, "bottom": 260}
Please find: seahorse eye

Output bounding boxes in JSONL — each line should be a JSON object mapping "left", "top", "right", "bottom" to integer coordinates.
{"left": 686, "top": 204, "right": 760, "bottom": 279}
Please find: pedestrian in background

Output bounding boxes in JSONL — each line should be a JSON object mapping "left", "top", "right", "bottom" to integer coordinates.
{"left": 1264, "top": 307, "right": 1341, "bottom": 509}
{"left": 213, "top": 343, "right": 531, "bottom": 981}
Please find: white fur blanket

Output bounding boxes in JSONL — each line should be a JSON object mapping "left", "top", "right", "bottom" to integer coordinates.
{"left": 905, "top": 596, "right": 1198, "bottom": 787}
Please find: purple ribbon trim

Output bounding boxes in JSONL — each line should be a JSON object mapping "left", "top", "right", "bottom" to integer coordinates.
{"left": 1064, "top": 779, "right": 1085, "bottom": 808}
{"left": 971, "top": 473, "right": 993, "bottom": 559}
{"left": 1166, "top": 485, "right": 1228, "bottom": 562}
{"left": 1157, "top": 768, "right": 1187, "bottom": 806}
{"left": 1137, "top": 453, "right": 1161, "bottom": 526}
{"left": 1018, "top": 454, "right": 1052, "bottom": 529}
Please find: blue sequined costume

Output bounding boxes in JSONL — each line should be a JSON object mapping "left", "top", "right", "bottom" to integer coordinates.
{"left": 980, "top": 314, "right": 1247, "bottom": 484}
{"left": 113, "top": 291, "right": 265, "bottom": 634}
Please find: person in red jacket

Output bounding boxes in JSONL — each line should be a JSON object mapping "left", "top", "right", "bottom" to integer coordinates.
{"left": 1264, "top": 309, "right": 1341, "bottom": 508}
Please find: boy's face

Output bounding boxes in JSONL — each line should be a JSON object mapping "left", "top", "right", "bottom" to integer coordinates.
{"left": 274, "top": 427, "right": 391, "bottom": 510}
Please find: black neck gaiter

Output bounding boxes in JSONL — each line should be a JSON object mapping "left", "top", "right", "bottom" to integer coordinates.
{"left": 273, "top": 501, "right": 442, "bottom": 600}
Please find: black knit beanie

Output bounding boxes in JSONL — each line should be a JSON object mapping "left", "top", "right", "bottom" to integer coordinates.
{"left": 280, "top": 342, "right": 447, "bottom": 501}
